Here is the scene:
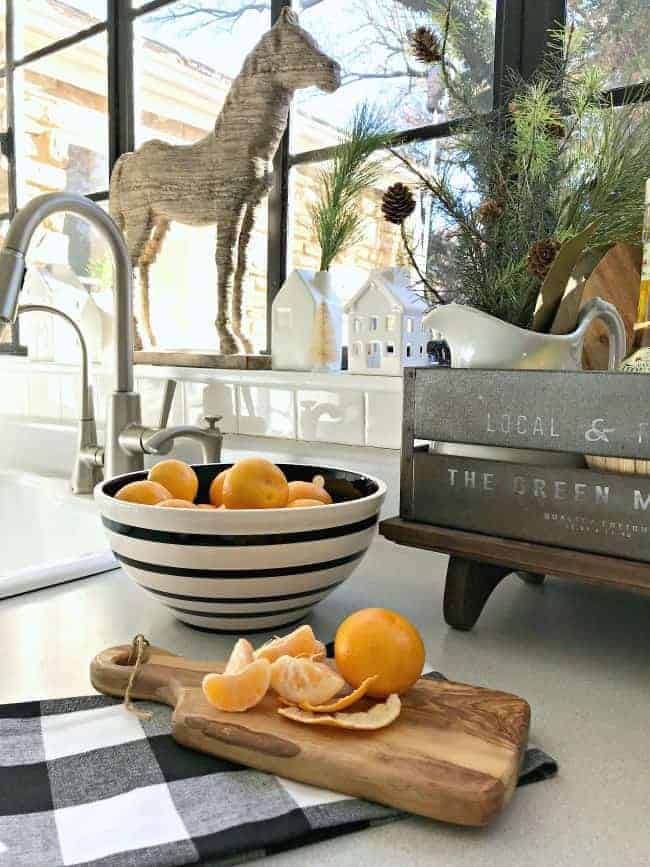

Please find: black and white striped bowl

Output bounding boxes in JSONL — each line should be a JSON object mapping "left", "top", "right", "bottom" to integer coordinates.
{"left": 96, "top": 463, "right": 386, "bottom": 633}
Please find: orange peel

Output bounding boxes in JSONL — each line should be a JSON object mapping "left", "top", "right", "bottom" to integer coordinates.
{"left": 278, "top": 693, "right": 401, "bottom": 730}
{"left": 294, "top": 675, "right": 379, "bottom": 712}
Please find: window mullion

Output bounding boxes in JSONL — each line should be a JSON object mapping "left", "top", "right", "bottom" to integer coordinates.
{"left": 107, "top": 0, "right": 134, "bottom": 170}
{"left": 266, "top": 0, "right": 292, "bottom": 354}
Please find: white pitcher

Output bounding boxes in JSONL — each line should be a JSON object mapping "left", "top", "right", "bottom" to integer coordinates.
{"left": 423, "top": 298, "right": 626, "bottom": 371}
{"left": 422, "top": 298, "right": 627, "bottom": 466}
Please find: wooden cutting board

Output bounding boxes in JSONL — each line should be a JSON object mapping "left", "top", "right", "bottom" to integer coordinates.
{"left": 90, "top": 644, "right": 530, "bottom": 827}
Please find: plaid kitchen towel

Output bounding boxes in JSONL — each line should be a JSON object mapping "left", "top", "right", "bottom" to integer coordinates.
{"left": 0, "top": 677, "right": 557, "bottom": 867}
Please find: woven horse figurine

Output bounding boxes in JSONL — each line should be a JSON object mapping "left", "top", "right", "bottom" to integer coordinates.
{"left": 109, "top": 8, "right": 341, "bottom": 353}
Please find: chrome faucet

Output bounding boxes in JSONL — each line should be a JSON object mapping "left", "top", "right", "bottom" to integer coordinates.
{"left": 0, "top": 192, "right": 222, "bottom": 490}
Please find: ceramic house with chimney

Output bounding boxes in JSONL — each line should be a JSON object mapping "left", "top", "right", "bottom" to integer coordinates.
{"left": 344, "top": 267, "right": 429, "bottom": 375}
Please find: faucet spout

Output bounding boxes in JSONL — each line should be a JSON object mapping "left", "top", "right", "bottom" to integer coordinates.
{"left": 0, "top": 192, "right": 135, "bottom": 393}
{"left": 141, "top": 422, "right": 223, "bottom": 465}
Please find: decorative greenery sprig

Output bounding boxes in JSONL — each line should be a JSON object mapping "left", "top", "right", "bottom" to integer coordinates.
{"left": 310, "top": 103, "right": 392, "bottom": 272}
{"left": 396, "top": 8, "right": 650, "bottom": 329}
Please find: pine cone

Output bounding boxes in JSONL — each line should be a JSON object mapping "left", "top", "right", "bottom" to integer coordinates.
{"left": 546, "top": 119, "right": 566, "bottom": 139}
{"left": 526, "top": 238, "right": 561, "bottom": 279}
{"left": 382, "top": 183, "right": 416, "bottom": 225}
{"left": 477, "top": 198, "right": 504, "bottom": 224}
{"left": 409, "top": 26, "right": 441, "bottom": 65}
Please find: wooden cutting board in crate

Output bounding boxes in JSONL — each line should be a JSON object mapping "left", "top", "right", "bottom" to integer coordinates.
{"left": 91, "top": 643, "right": 530, "bottom": 827}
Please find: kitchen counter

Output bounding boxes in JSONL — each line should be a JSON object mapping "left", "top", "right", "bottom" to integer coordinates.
{"left": 2, "top": 439, "right": 649, "bottom": 866}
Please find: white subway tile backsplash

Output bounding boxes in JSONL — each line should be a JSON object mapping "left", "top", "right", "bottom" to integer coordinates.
{"left": 366, "top": 390, "right": 402, "bottom": 449}
{"left": 0, "top": 358, "right": 403, "bottom": 449}
{"left": 238, "top": 385, "right": 295, "bottom": 438}
{"left": 135, "top": 377, "right": 183, "bottom": 428}
{"left": 297, "top": 389, "right": 365, "bottom": 446}
{"left": 28, "top": 373, "right": 61, "bottom": 419}
{"left": 184, "top": 381, "right": 237, "bottom": 433}
{"left": 0, "top": 371, "right": 30, "bottom": 416}
{"left": 60, "top": 373, "right": 80, "bottom": 420}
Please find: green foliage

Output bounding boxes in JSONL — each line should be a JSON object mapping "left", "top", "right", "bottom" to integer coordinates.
{"left": 310, "top": 103, "right": 392, "bottom": 272}
{"left": 85, "top": 256, "right": 113, "bottom": 290}
{"left": 398, "top": 21, "right": 650, "bottom": 328}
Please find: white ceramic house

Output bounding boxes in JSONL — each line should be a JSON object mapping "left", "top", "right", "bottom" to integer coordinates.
{"left": 344, "top": 267, "right": 429, "bottom": 375}
{"left": 272, "top": 269, "right": 343, "bottom": 371}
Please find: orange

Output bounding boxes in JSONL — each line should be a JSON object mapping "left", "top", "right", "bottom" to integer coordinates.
{"left": 115, "top": 479, "right": 171, "bottom": 505}
{"left": 209, "top": 469, "right": 230, "bottom": 507}
{"left": 255, "top": 624, "right": 324, "bottom": 663}
{"left": 334, "top": 608, "right": 425, "bottom": 698}
{"left": 156, "top": 498, "right": 197, "bottom": 509}
{"left": 148, "top": 459, "right": 198, "bottom": 502}
{"left": 224, "top": 638, "right": 255, "bottom": 675}
{"left": 202, "top": 658, "right": 271, "bottom": 712}
{"left": 270, "top": 655, "right": 344, "bottom": 705}
{"left": 287, "top": 498, "right": 324, "bottom": 508}
{"left": 287, "top": 481, "right": 332, "bottom": 505}
{"left": 222, "top": 458, "right": 289, "bottom": 509}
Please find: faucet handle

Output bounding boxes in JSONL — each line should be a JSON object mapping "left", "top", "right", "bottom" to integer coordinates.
{"left": 158, "top": 379, "right": 177, "bottom": 429}
{"left": 203, "top": 414, "right": 222, "bottom": 431}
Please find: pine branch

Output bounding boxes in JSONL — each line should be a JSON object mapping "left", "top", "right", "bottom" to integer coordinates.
{"left": 400, "top": 222, "right": 445, "bottom": 305}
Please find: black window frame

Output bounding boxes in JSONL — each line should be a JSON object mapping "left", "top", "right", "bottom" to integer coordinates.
{"left": 0, "top": 0, "right": 647, "bottom": 356}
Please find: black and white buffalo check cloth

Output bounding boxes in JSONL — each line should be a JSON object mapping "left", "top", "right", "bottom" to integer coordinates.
{"left": 0, "top": 677, "right": 557, "bottom": 867}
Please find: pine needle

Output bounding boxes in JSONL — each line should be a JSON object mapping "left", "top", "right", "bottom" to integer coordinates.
{"left": 310, "top": 103, "right": 392, "bottom": 272}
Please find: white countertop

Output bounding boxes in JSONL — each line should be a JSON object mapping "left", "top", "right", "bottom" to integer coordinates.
{"left": 2, "top": 441, "right": 649, "bottom": 866}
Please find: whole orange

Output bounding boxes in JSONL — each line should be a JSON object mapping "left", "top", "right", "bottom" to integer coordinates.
{"left": 334, "top": 608, "right": 425, "bottom": 698}
{"left": 148, "top": 459, "right": 198, "bottom": 502}
{"left": 287, "top": 480, "right": 332, "bottom": 505}
{"left": 114, "top": 480, "right": 171, "bottom": 505}
{"left": 209, "top": 469, "right": 230, "bottom": 506}
{"left": 222, "top": 458, "right": 289, "bottom": 509}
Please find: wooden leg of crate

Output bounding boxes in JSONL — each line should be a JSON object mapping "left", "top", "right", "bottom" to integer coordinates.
{"left": 517, "top": 571, "right": 546, "bottom": 585}
{"left": 443, "top": 557, "right": 511, "bottom": 631}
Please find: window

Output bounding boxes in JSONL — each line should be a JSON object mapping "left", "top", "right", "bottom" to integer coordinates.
{"left": 1, "top": 0, "right": 648, "bottom": 357}
{"left": 367, "top": 340, "right": 381, "bottom": 369}
{"left": 386, "top": 342, "right": 395, "bottom": 354}
{"left": 369, "top": 316, "right": 378, "bottom": 331}
{"left": 406, "top": 343, "right": 411, "bottom": 358}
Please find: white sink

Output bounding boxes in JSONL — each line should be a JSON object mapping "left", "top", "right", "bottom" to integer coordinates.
{"left": 0, "top": 471, "right": 116, "bottom": 598}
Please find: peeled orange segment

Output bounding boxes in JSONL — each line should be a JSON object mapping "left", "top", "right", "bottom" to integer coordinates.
{"left": 278, "top": 694, "right": 401, "bottom": 730}
{"left": 202, "top": 659, "right": 271, "bottom": 712}
{"left": 254, "top": 624, "right": 322, "bottom": 664}
{"left": 296, "top": 675, "right": 379, "bottom": 712}
{"left": 224, "top": 638, "right": 255, "bottom": 675}
{"left": 270, "top": 655, "right": 345, "bottom": 705}
{"left": 312, "top": 474, "right": 326, "bottom": 489}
